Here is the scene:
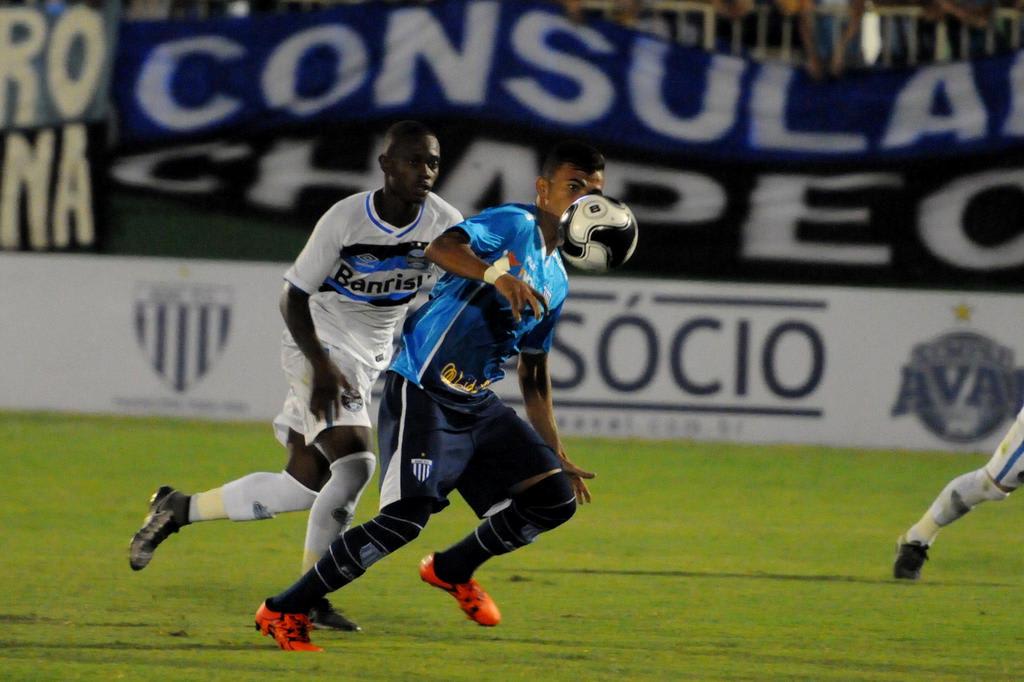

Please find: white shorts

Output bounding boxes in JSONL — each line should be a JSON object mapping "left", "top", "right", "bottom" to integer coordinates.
{"left": 272, "top": 335, "right": 380, "bottom": 447}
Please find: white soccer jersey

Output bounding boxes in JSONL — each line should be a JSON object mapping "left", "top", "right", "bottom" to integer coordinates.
{"left": 284, "top": 190, "right": 463, "bottom": 370}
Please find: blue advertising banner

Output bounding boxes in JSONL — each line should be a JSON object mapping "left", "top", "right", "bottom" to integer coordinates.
{"left": 113, "top": 0, "right": 1024, "bottom": 160}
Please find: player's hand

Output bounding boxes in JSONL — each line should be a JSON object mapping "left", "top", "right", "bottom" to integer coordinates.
{"left": 309, "top": 359, "right": 352, "bottom": 421}
{"left": 494, "top": 275, "right": 548, "bottom": 322}
{"left": 559, "top": 450, "right": 595, "bottom": 504}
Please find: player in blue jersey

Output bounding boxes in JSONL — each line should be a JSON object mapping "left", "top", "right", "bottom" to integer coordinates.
{"left": 128, "top": 121, "right": 462, "bottom": 631}
{"left": 254, "top": 140, "right": 604, "bottom": 651}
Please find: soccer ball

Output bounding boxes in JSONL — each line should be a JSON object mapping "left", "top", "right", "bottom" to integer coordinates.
{"left": 559, "top": 194, "right": 638, "bottom": 272}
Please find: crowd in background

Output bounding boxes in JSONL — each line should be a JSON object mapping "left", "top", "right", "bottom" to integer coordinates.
{"left": 559, "top": 0, "right": 1023, "bottom": 77}
{"left": 114, "top": 0, "right": 1024, "bottom": 78}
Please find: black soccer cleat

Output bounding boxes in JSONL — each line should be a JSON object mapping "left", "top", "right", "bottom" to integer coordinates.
{"left": 893, "top": 538, "right": 929, "bottom": 580}
{"left": 129, "top": 485, "right": 188, "bottom": 571}
{"left": 309, "top": 598, "right": 361, "bottom": 632}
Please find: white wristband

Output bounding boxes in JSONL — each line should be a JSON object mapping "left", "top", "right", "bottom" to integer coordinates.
{"left": 483, "top": 265, "right": 505, "bottom": 285}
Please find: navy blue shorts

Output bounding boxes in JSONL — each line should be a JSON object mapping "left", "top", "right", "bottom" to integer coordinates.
{"left": 376, "top": 371, "right": 562, "bottom": 518}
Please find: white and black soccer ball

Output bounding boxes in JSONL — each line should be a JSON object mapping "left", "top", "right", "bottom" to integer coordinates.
{"left": 559, "top": 194, "right": 638, "bottom": 272}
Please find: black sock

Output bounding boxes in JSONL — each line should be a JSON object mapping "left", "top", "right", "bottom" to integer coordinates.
{"left": 269, "top": 506, "right": 427, "bottom": 614}
{"left": 266, "top": 575, "right": 330, "bottom": 616}
{"left": 268, "top": 530, "right": 369, "bottom": 614}
{"left": 433, "top": 502, "right": 534, "bottom": 584}
{"left": 433, "top": 533, "right": 492, "bottom": 584}
{"left": 434, "top": 475, "right": 576, "bottom": 584}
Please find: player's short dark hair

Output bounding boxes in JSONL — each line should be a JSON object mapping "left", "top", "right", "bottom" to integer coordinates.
{"left": 383, "top": 120, "right": 437, "bottom": 153}
{"left": 541, "top": 140, "right": 605, "bottom": 178}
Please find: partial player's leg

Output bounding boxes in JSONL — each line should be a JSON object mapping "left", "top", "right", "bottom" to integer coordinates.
{"left": 422, "top": 472, "right": 576, "bottom": 626}
{"left": 254, "top": 372, "right": 470, "bottom": 650}
{"left": 894, "top": 408, "right": 1023, "bottom": 579}
{"left": 283, "top": 428, "right": 331, "bottom": 490}
{"left": 128, "top": 428, "right": 322, "bottom": 571}
{"left": 279, "top": 337, "right": 379, "bottom": 569}
{"left": 289, "top": 353, "right": 380, "bottom": 631}
{"left": 302, "top": 427, "right": 375, "bottom": 632}
{"left": 256, "top": 496, "right": 433, "bottom": 650}
{"left": 422, "top": 405, "right": 576, "bottom": 625}
{"left": 302, "top": 427, "right": 375, "bottom": 572}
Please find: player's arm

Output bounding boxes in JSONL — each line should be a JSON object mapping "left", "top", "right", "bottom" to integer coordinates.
{"left": 518, "top": 351, "right": 595, "bottom": 504}
{"left": 279, "top": 283, "right": 350, "bottom": 420}
{"left": 425, "top": 229, "right": 547, "bottom": 322}
{"left": 281, "top": 201, "right": 359, "bottom": 420}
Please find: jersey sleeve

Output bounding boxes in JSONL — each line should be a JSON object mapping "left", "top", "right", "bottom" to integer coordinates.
{"left": 520, "top": 302, "right": 563, "bottom": 354}
{"left": 284, "top": 201, "right": 346, "bottom": 293}
{"left": 451, "top": 206, "right": 522, "bottom": 259}
{"left": 441, "top": 201, "right": 464, "bottom": 228}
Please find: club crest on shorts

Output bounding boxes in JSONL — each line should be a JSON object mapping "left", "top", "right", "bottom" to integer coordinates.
{"left": 410, "top": 456, "right": 432, "bottom": 482}
{"left": 134, "top": 282, "right": 233, "bottom": 393}
{"left": 891, "top": 330, "right": 1022, "bottom": 443}
{"left": 341, "top": 390, "right": 364, "bottom": 413}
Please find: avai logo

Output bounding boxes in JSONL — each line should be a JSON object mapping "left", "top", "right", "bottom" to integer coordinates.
{"left": 892, "top": 331, "right": 1023, "bottom": 442}
{"left": 134, "top": 283, "right": 233, "bottom": 392}
{"left": 411, "top": 457, "right": 432, "bottom": 483}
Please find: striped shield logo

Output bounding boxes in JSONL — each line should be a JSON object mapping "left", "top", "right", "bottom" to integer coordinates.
{"left": 410, "top": 457, "right": 432, "bottom": 483}
{"left": 134, "top": 283, "right": 233, "bottom": 392}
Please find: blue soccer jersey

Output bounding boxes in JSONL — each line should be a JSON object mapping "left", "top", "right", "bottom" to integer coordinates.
{"left": 390, "top": 203, "right": 568, "bottom": 409}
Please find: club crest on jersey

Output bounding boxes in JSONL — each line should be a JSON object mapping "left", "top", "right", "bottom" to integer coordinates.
{"left": 133, "top": 283, "right": 233, "bottom": 393}
{"left": 411, "top": 457, "right": 432, "bottom": 482}
{"left": 407, "top": 248, "right": 430, "bottom": 270}
{"left": 891, "top": 331, "right": 1023, "bottom": 443}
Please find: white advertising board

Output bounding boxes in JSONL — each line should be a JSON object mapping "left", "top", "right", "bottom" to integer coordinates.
{"left": 0, "top": 253, "right": 288, "bottom": 422}
{"left": 514, "top": 278, "right": 1022, "bottom": 454}
{"left": 1, "top": 253, "right": 1020, "bottom": 453}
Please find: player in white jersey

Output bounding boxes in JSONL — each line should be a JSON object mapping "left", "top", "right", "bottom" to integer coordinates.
{"left": 128, "top": 122, "right": 463, "bottom": 630}
{"left": 894, "top": 405, "right": 1024, "bottom": 580}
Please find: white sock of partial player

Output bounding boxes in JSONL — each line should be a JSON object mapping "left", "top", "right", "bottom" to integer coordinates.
{"left": 301, "top": 452, "right": 376, "bottom": 573}
{"left": 188, "top": 471, "right": 317, "bottom": 522}
{"left": 905, "top": 468, "right": 1009, "bottom": 545}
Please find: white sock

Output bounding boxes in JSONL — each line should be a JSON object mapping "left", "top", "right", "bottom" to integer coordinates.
{"left": 301, "top": 452, "right": 376, "bottom": 572}
{"left": 905, "top": 468, "right": 1009, "bottom": 545}
{"left": 189, "top": 471, "right": 317, "bottom": 522}
{"left": 903, "top": 512, "right": 940, "bottom": 546}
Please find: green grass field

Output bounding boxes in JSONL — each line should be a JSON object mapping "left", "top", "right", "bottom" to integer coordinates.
{"left": 3, "top": 411, "right": 1021, "bottom": 681}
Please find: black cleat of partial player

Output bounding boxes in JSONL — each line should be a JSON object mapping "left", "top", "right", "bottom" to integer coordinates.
{"left": 309, "top": 598, "right": 361, "bottom": 632}
{"left": 893, "top": 540, "right": 929, "bottom": 580}
{"left": 129, "top": 485, "right": 187, "bottom": 571}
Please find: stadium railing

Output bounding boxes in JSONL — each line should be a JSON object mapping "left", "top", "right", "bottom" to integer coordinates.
{"left": 871, "top": 0, "right": 1021, "bottom": 65}
{"left": 116, "top": 0, "right": 1023, "bottom": 68}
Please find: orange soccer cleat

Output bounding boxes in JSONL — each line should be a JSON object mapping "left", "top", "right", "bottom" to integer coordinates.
{"left": 254, "top": 602, "right": 323, "bottom": 652}
{"left": 419, "top": 554, "right": 501, "bottom": 627}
